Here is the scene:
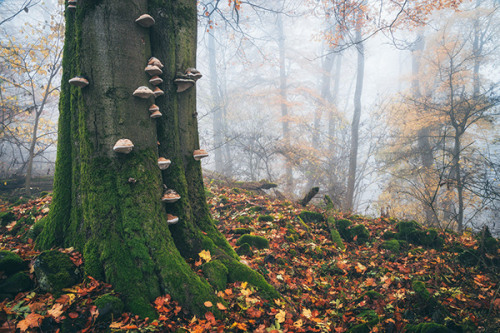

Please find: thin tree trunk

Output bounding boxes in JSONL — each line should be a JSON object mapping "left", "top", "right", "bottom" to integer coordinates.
{"left": 208, "top": 28, "right": 224, "bottom": 174}
{"left": 345, "top": 23, "right": 364, "bottom": 211}
{"left": 277, "top": 13, "right": 292, "bottom": 193}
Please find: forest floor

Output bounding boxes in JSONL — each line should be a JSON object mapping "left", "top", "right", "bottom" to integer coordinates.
{"left": 0, "top": 182, "right": 499, "bottom": 332}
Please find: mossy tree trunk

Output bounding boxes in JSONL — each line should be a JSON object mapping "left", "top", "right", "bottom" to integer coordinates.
{"left": 38, "top": 0, "right": 277, "bottom": 318}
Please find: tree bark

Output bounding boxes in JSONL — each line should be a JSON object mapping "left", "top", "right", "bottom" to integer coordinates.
{"left": 345, "top": 22, "right": 364, "bottom": 212}
{"left": 38, "top": 0, "right": 277, "bottom": 318}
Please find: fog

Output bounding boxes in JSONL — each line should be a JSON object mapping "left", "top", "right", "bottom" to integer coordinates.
{"left": 1, "top": 0, "right": 498, "bottom": 233}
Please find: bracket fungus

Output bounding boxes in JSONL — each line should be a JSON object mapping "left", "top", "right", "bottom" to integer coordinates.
{"left": 135, "top": 14, "right": 155, "bottom": 28}
{"left": 145, "top": 65, "right": 163, "bottom": 76}
{"left": 174, "top": 78, "right": 195, "bottom": 93}
{"left": 113, "top": 139, "right": 134, "bottom": 154}
{"left": 153, "top": 87, "right": 164, "bottom": 98}
{"left": 148, "top": 57, "right": 164, "bottom": 69}
{"left": 67, "top": 2, "right": 77, "bottom": 9}
{"left": 149, "top": 104, "right": 159, "bottom": 112}
{"left": 133, "top": 86, "right": 154, "bottom": 99}
{"left": 68, "top": 76, "right": 89, "bottom": 88}
{"left": 161, "top": 190, "right": 181, "bottom": 203}
{"left": 167, "top": 214, "right": 179, "bottom": 224}
{"left": 193, "top": 149, "right": 209, "bottom": 161}
{"left": 157, "top": 157, "right": 171, "bottom": 170}
{"left": 150, "top": 110, "right": 162, "bottom": 118}
{"left": 185, "top": 68, "right": 203, "bottom": 81}
{"left": 149, "top": 76, "right": 163, "bottom": 86}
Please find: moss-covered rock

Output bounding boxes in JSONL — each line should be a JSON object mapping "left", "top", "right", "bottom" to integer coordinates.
{"left": 236, "top": 216, "right": 252, "bottom": 224}
{"left": 351, "top": 225, "right": 370, "bottom": 244}
{"left": 395, "top": 222, "right": 443, "bottom": 249}
{"left": 359, "top": 309, "right": 379, "bottom": 326}
{"left": 336, "top": 219, "right": 353, "bottom": 241}
{"left": 362, "top": 290, "right": 383, "bottom": 300}
{"left": 236, "top": 235, "right": 269, "bottom": 249}
{"left": 236, "top": 243, "right": 253, "bottom": 256}
{"left": 396, "top": 221, "right": 421, "bottom": 237}
{"left": 0, "top": 250, "right": 26, "bottom": 275}
{"left": 233, "top": 228, "right": 253, "bottom": 235}
{"left": 258, "top": 215, "right": 274, "bottom": 222}
{"left": 381, "top": 239, "right": 400, "bottom": 253}
{"left": 249, "top": 206, "right": 264, "bottom": 213}
{"left": 404, "top": 322, "right": 453, "bottom": 333}
{"left": 0, "top": 211, "right": 15, "bottom": 227}
{"left": 299, "top": 211, "right": 324, "bottom": 223}
{"left": 202, "top": 260, "right": 228, "bottom": 290}
{"left": 382, "top": 231, "right": 397, "bottom": 240}
{"left": 0, "top": 271, "right": 32, "bottom": 295}
{"left": 94, "top": 294, "right": 124, "bottom": 321}
{"left": 33, "top": 250, "right": 81, "bottom": 293}
{"left": 412, "top": 280, "right": 431, "bottom": 301}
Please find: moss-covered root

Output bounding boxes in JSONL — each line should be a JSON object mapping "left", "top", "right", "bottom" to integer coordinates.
{"left": 221, "top": 257, "right": 280, "bottom": 300}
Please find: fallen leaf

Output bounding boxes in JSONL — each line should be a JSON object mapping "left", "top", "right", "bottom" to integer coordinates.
{"left": 204, "top": 301, "right": 213, "bottom": 307}
{"left": 275, "top": 309, "right": 286, "bottom": 323}
{"left": 17, "top": 313, "right": 44, "bottom": 332}
{"left": 199, "top": 249, "right": 211, "bottom": 262}
{"left": 216, "top": 302, "right": 227, "bottom": 310}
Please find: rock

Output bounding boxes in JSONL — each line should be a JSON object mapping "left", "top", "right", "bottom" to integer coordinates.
{"left": 94, "top": 294, "right": 124, "bottom": 321}
{"left": 236, "top": 243, "right": 253, "bottom": 256}
{"left": 0, "top": 250, "right": 26, "bottom": 275}
{"left": 33, "top": 250, "right": 81, "bottom": 293}
{"left": 202, "top": 260, "right": 228, "bottom": 291}
{"left": 299, "top": 211, "right": 324, "bottom": 223}
{"left": 236, "top": 234, "right": 269, "bottom": 249}
{"left": 0, "top": 272, "right": 32, "bottom": 299}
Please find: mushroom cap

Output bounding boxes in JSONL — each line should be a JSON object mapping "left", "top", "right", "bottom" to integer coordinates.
{"left": 150, "top": 110, "right": 162, "bottom": 118}
{"left": 161, "top": 190, "right": 181, "bottom": 203}
{"left": 174, "top": 78, "right": 195, "bottom": 93}
{"left": 113, "top": 139, "right": 134, "bottom": 154}
{"left": 149, "top": 76, "right": 163, "bottom": 85}
{"left": 148, "top": 57, "right": 164, "bottom": 69}
{"left": 153, "top": 87, "right": 164, "bottom": 97}
{"left": 149, "top": 104, "right": 159, "bottom": 112}
{"left": 135, "top": 14, "right": 155, "bottom": 28}
{"left": 145, "top": 65, "right": 163, "bottom": 76}
{"left": 68, "top": 0, "right": 77, "bottom": 3}
{"left": 158, "top": 157, "right": 171, "bottom": 170}
{"left": 67, "top": 4, "right": 76, "bottom": 9}
{"left": 167, "top": 214, "right": 179, "bottom": 224}
{"left": 185, "top": 68, "right": 203, "bottom": 81}
{"left": 193, "top": 149, "right": 209, "bottom": 160}
{"left": 68, "top": 76, "right": 89, "bottom": 87}
{"left": 133, "top": 86, "right": 154, "bottom": 99}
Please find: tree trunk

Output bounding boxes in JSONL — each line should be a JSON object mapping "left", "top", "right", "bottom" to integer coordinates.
{"left": 38, "top": 0, "right": 276, "bottom": 318}
{"left": 277, "top": 13, "right": 293, "bottom": 193}
{"left": 345, "top": 23, "right": 364, "bottom": 212}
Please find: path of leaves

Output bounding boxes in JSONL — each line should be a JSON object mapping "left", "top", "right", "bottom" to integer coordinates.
{"left": 0, "top": 185, "right": 499, "bottom": 332}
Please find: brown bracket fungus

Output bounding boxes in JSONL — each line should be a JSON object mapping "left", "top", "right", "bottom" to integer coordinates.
{"left": 149, "top": 76, "right": 163, "bottom": 86}
{"left": 145, "top": 65, "right": 162, "bottom": 76}
{"left": 67, "top": 2, "right": 77, "bottom": 10}
{"left": 153, "top": 87, "right": 164, "bottom": 98}
{"left": 135, "top": 14, "right": 155, "bottom": 28}
{"left": 148, "top": 57, "right": 164, "bottom": 69}
{"left": 161, "top": 190, "right": 181, "bottom": 203}
{"left": 157, "top": 157, "right": 171, "bottom": 170}
{"left": 133, "top": 86, "right": 154, "bottom": 99}
{"left": 185, "top": 68, "right": 203, "bottom": 81}
{"left": 174, "top": 78, "right": 195, "bottom": 93}
{"left": 150, "top": 110, "right": 162, "bottom": 118}
{"left": 167, "top": 214, "right": 179, "bottom": 224}
{"left": 193, "top": 149, "right": 208, "bottom": 161}
{"left": 113, "top": 139, "right": 134, "bottom": 154}
{"left": 68, "top": 76, "right": 89, "bottom": 88}
{"left": 149, "top": 104, "right": 159, "bottom": 112}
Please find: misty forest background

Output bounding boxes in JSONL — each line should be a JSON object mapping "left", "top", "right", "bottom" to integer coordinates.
{"left": 0, "top": 0, "right": 499, "bottom": 235}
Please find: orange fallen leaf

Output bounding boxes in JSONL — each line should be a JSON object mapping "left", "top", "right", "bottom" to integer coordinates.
{"left": 216, "top": 302, "right": 227, "bottom": 310}
{"left": 17, "top": 313, "right": 44, "bottom": 332}
{"left": 204, "top": 301, "right": 213, "bottom": 307}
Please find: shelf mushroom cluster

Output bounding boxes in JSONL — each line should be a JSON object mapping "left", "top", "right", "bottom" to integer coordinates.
{"left": 67, "top": 0, "right": 77, "bottom": 10}
{"left": 102, "top": 11, "right": 209, "bottom": 225}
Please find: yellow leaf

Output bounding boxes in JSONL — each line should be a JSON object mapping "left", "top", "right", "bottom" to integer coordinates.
{"left": 275, "top": 309, "right": 286, "bottom": 323}
{"left": 199, "top": 249, "right": 211, "bottom": 263}
{"left": 302, "top": 308, "right": 312, "bottom": 319}
{"left": 241, "top": 281, "right": 248, "bottom": 289}
{"left": 216, "top": 302, "right": 227, "bottom": 310}
{"left": 204, "top": 301, "right": 213, "bottom": 307}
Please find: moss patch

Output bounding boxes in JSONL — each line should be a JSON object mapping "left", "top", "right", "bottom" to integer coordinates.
{"left": 33, "top": 250, "right": 81, "bottom": 293}
{"left": 202, "top": 260, "right": 228, "bottom": 290}
{"left": 299, "top": 211, "right": 324, "bottom": 223}
{"left": 381, "top": 239, "right": 400, "bottom": 253}
{"left": 351, "top": 225, "right": 370, "bottom": 244}
{"left": 236, "top": 243, "right": 253, "bottom": 256}
{"left": 94, "top": 294, "right": 124, "bottom": 321}
{"left": 236, "top": 235, "right": 269, "bottom": 249}
{"left": 404, "top": 323, "right": 453, "bottom": 333}
{"left": 0, "top": 250, "right": 26, "bottom": 275}
{"left": 336, "top": 219, "right": 353, "bottom": 241}
{"left": 258, "top": 215, "right": 274, "bottom": 222}
{"left": 236, "top": 216, "right": 252, "bottom": 224}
